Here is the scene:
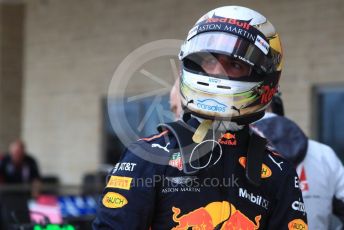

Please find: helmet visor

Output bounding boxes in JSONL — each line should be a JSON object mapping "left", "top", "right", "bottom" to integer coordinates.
{"left": 180, "top": 32, "right": 272, "bottom": 72}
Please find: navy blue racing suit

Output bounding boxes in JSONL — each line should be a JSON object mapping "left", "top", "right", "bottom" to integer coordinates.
{"left": 93, "top": 118, "right": 307, "bottom": 229}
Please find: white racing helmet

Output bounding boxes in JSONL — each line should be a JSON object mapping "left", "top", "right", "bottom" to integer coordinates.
{"left": 179, "top": 6, "right": 283, "bottom": 124}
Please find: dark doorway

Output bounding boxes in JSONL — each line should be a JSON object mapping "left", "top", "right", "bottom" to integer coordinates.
{"left": 102, "top": 95, "right": 174, "bottom": 165}
{"left": 312, "top": 84, "right": 344, "bottom": 163}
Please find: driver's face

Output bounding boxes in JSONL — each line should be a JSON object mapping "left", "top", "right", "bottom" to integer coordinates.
{"left": 201, "top": 53, "right": 251, "bottom": 78}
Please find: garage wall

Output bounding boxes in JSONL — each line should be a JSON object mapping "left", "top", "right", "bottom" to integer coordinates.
{"left": 0, "top": 2, "right": 24, "bottom": 151}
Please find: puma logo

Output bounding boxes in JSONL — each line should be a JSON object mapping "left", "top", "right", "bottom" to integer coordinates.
{"left": 268, "top": 154, "right": 283, "bottom": 171}
{"left": 152, "top": 143, "right": 170, "bottom": 152}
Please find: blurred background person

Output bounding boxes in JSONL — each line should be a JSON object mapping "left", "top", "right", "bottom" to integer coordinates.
{"left": 254, "top": 95, "right": 344, "bottom": 230}
{"left": 169, "top": 77, "right": 182, "bottom": 121}
{"left": 0, "top": 140, "right": 40, "bottom": 185}
{"left": 265, "top": 92, "right": 284, "bottom": 116}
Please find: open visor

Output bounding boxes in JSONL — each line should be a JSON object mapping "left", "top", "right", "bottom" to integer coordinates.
{"left": 180, "top": 31, "right": 273, "bottom": 73}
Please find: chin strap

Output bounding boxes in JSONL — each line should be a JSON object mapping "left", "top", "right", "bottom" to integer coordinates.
{"left": 192, "top": 119, "right": 213, "bottom": 143}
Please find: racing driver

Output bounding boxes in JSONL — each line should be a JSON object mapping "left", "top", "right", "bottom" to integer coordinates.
{"left": 93, "top": 6, "right": 308, "bottom": 229}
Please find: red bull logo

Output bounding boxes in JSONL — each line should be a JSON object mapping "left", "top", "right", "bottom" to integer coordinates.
{"left": 221, "top": 210, "right": 261, "bottom": 230}
{"left": 172, "top": 206, "right": 213, "bottom": 230}
{"left": 205, "top": 17, "right": 251, "bottom": 30}
{"left": 219, "top": 132, "right": 237, "bottom": 146}
{"left": 172, "top": 201, "right": 261, "bottom": 229}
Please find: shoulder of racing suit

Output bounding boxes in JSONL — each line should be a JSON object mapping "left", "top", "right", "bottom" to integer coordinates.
{"left": 93, "top": 130, "right": 177, "bottom": 230}
{"left": 107, "top": 130, "right": 177, "bottom": 180}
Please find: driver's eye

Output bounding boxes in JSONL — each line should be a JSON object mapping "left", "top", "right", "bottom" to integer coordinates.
{"left": 203, "top": 57, "right": 217, "bottom": 66}
{"left": 230, "top": 61, "right": 243, "bottom": 70}
{"left": 199, "top": 53, "right": 251, "bottom": 78}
